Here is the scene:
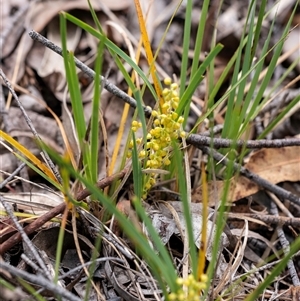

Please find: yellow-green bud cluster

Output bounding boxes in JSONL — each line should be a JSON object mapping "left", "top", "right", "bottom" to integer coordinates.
{"left": 129, "top": 78, "right": 186, "bottom": 198}
{"left": 168, "top": 274, "right": 208, "bottom": 301}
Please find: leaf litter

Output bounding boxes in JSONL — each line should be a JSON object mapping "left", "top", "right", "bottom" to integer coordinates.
{"left": 1, "top": 0, "right": 300, "bottom": 300}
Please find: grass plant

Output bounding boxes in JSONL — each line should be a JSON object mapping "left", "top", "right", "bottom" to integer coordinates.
{"left": 1, "top": 0, "right": 300, "bottom": 300}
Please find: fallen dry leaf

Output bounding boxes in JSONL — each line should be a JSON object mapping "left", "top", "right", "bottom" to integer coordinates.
{"left": 192, "top": 146, "right": 300, "bottom": 205}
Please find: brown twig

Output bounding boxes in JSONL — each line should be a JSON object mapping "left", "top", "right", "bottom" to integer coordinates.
{"left": 269, "top": 200, "right": 300, "bottom": 286}
{"left": 187, "top": 134, "right": 300, "bottom": 149}
{"left": 76, "top": 167, "right": 129, "bottom": 201}
{"left": 227, "top": 213, "right": 300, "bottom": 228}
{"left": 28, "top": 30, "right": 152, "bottom": 118}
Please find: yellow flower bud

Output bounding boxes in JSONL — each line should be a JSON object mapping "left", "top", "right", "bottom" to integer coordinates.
{"left": 162, "top": 88, "right": 170, "bottom": 96}
{"left": 164, "top": 158, "right": 171, "bottom": 165}
{"left": 154, "top": 119, "right": 160, "bottom": 126}
{"left": 153, "top": 143, "right": 160, "bottom": 151}
{"left": 152, "top": 110, "right": 158, "bottom": 117}
{"left": 171, "top": 112, "right": 178, "bottom": 120}
{"left": 176, "top": 278, "right": 184, "bottom": 285}
{"left": 171, "top": 83, "right": 178, "bottom": 90}
{"left": 177, "top": 116, "right": 184, "bottom": 123}
{"left": 164, "top": 77, "right": 172, "bottom": 85}
{"left": 171, "top": 90, "right": 178, "bottom": 98}
{"left": 139, "top": 150, "right": 146, "bottom": 158}
{"left": 172, "top": 101, "right": 178, "bottom": 109}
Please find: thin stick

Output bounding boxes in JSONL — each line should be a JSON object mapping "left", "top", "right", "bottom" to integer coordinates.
{"left": 187, "top": 134, "right": 300, "bottom": 149}
{"left": 0, "top": 261, "right": 82, "bottom": 301}
{"left": 0, "top": 196, "right": 51, "bottom": 279}
{"left": 0, "top": 163, "right": 26, "bottom": 189}
{"left": 269, "top": 200, "right": 300, "bottom": 286}
{"left": 28, "top": 30, "right": 152, "bottom": 118}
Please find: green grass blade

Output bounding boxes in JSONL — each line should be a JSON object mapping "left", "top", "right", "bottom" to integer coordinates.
{"left": 203, "top": 150, "right": 235, "bottom": 299}
{"left": 132, "top": 197, "right": 178, "bottom": 291}
{"left": 173, "top": 142, "right": 198, "bottom": 275}
{"left": 177, "top": 44, "right": 223, "bottom": 119}
{"left": 179, "top": 0, "right": 192, "bottom": 98}
{"left": 60, "top": 13, "right": 86, "bottom": 143}
{"left": 240, "top": 3, "right": 298, "bottom": 134}
{"left": 131, "top": 132, "right": 142, "bottom": 199}
{"left": 90, "top": 40, "right": 104, "bottom": 183}
{"left": 190, "top": 0, "right": 210, "bottom": 77}
{"left": 63, "top": 13, "right": 156, "bottom": 99}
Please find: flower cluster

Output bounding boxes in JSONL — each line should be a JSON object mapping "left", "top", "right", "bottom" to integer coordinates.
{"left": 129, "top": 78, "right": 186, "bottom": 198}
{"left": 168, "top": 274, "right": 208, "bottom": 301}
